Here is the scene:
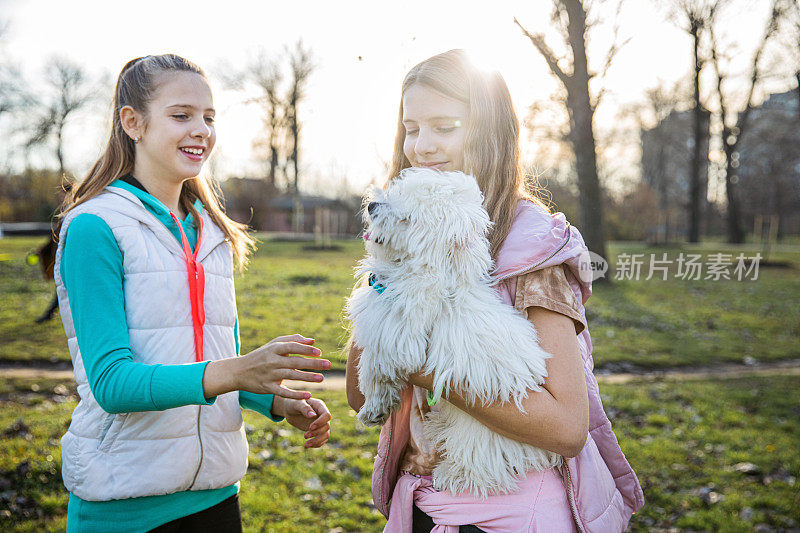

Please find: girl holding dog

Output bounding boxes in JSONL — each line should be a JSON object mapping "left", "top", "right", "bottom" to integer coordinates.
{"left": 54, "top": 54, "right": 331, "bottom": 532}
{"left": 346, "top": 49, "right": 643, "bottom": 532}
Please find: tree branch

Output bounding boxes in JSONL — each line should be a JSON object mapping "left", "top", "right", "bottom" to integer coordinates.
{"left": 737, "top": 0, "right": 782, "bottom": 134}
{"left": 513, "top": 16, "right": 571, "bottom": 85}
{"left": 592, "top": 0, "right": 628, "bottom": 80}
{"left": 708, "top": 23, "right": 730, "bottom": 133}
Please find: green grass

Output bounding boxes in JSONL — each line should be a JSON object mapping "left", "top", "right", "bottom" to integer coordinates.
{"left": 1, "top": 373, "right": 797, "bottom": 531}
{"left": 607, "top": 374, "right": 800, "bottom": 531}
{"left": 1, "top": 236, "right": 799, "bottom": 372}
{"left": 2, "top": 234, "right": 797, "bottom": 530}
{"left": 0, "top": 237, "right": 70, "bottom": 366}
{"left": 589, "top": 242, "right": 800, "bottom": 369}
{"left": 235, "top": 238, "right": 365, "bottom": 367}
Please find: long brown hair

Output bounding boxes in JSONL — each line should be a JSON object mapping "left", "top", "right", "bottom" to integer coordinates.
{"left": 55, "top": 54, "right": 254, "bottom": 269}
{"left": 388, "top": 49, "right": 550, "bottom": 258}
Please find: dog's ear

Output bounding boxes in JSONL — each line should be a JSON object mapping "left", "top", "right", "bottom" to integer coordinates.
{"left": 447, "top": 203, "right": 492, "bottom": 244}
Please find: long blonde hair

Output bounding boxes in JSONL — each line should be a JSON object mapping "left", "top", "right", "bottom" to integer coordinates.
{"left": 55, "top": 54, "right": 254, "bottom": 269}
{"left": 388, "top": 49, "right": 550, "bottom": 258}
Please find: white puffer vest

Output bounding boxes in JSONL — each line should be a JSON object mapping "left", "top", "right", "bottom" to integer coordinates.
{"left": 54, "top": 186, "right": 248, "bottom": 501}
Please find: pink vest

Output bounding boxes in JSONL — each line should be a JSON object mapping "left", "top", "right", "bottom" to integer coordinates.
{"left": 371, "top": 200, "right": 645, "bottom": 531}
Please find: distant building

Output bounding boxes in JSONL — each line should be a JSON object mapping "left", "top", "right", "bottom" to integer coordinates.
{"left": 736, "top": 89, "right": 800, "bottom": 237}
{"left": 640, "top": 108, "right": 711, "bottom": 240}
{"left": 220, "top": 177, "right": 362, "bottom": 237}
{"left": 266, "top": 194, "right": 359, "bottom": 236}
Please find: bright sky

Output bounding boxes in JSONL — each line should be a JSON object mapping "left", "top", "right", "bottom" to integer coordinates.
{"left": 0, "top": 0, "right": 784, "bottom": 195}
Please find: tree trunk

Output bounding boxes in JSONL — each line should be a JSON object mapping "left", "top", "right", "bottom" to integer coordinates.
{"left": 292, "top": 118, "right": 299, "bottom": 194}
{"left": 269, "top": 144, "right": 279, "bottom": 188}
{"left": 689, "top": 23, "right": 703, "bottom": 243}
{"left": 56, "top": 128, "right": 65, "bottom": 178}
{"left": 723, "top": 139, "right": 744, "bottom": 243}
{"left": 266, "top": 102, "right": 278, "bottom": 189}
{"left": 564, "top": 0, "right": 608, "bottom": 262}
{"left": 288, "top": 91, "right": 300, "bottom": 195}
{"left": 796, "top": 71, "right": 800, "bottom": 119}
{"left": 658, "top": 145, "right": 669, "bottom": 243}
{"left": 772, "top": 175, "right": 784, "bottom": 241}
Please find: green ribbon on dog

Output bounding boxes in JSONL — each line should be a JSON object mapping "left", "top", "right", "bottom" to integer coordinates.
{"left": 426, "top": 381, "right": 445, "bottom": 407}
{"left": 426, "top": 390, "right": 438, "bottom": 407}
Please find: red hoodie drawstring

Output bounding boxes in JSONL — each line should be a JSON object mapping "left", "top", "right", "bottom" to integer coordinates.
{"left": 170, "top": 212, "right": 205, "bottom": 363}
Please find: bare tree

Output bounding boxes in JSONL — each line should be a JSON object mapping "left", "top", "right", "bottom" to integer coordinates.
{"left": 26, "top": 57, "right": 95, "bottom": 178}
{"left": 0, "top": 63, "right": 28, "bottom": 118}
{"left": 219, "top": 51, "right": 290, "bottom": 228}
{"left": 238, "top": 53, "right": 285, "bottom": 189}
{"left": 708, "top": 0, "right": 784, "bottom": 243}
{"left": 247, "top": 54, "right": 285, "bottom": 228}
{"left": 0, "top": 18, "right": 30, "bottom": 123}
{"left": 285, "top": 40, "right": 314, "bottom": 195}
{"left": 662, "top": 0, "right": 723, "bottom": 242}
{"left": 515, "top": 0, "right": 628, "bottom": 263}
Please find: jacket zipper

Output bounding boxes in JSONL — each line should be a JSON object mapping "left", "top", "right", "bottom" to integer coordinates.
{"left": 492, "top": 226, "right": 572, "bottom": 284}
{"left": 197, "top": 236, "right": 228, "bottom": 264}
{"left": 561, "top": 462, "right": 586, "bottom": 533}
{"left": 188, "top": 405, "right": 204, "bottom": 489}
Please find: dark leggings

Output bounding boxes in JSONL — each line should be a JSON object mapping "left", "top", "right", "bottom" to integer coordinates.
{"left": 413, "top": 504, "right": 486, "bottom": 533}
{"left": 149, "top": 494, "right": 242, "bottom": 533}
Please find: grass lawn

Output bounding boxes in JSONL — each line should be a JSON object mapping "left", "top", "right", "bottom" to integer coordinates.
{"left": 1, "top": 235, "right": 798, "bottom": 372}
{"left": 589, "top": 241, "right": 800, "bottom": 370}
{"left": 1, "top": 373, "right": 797, "bottom": 532}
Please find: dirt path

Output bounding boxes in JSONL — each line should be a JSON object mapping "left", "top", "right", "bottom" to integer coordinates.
{"left": 3, "top": 359, "right": 799, "bottom": 390}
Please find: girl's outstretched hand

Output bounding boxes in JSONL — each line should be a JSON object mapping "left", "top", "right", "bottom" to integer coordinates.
{"left": 273, "top": 396, "right": 332, "bottom": 448}
{"left": 239, "top": 334, "right": 331, "bottom": 399}
{"left": 203, "top": 334, "right": 331, "bottom": 400}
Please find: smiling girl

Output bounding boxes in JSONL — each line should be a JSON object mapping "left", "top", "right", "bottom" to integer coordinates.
{"left": 54, "top": 54, "right": 332, "bottom": 532}
{"left": 346, "top": 50, "right": 643, "bottom": 532}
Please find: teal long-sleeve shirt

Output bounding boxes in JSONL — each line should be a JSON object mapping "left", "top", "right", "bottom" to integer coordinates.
{"left": 61, "top": 179, "right": 280, "bottom": 532}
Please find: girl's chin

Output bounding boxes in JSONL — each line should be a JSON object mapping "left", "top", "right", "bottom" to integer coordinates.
{"left": 173, "top": 168, "right": 204, "bottom": 182}
{"left": 177, "top": 161, "right": 205, "bottom": 175}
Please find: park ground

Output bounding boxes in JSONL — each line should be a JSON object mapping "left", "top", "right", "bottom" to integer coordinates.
{"left": 1, "top": 236, "right": 798, "bottom": 531}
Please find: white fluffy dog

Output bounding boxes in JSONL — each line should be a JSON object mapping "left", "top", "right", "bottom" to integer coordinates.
{"left": 346, "top": 168, "right": 562, "bottom": 498}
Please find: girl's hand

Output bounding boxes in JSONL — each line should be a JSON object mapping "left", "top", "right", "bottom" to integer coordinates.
{"left": 203, "top": 334, "right": 331, "bottom": 400}
{"left": 236, "top": 334, "right": 331, "bottom": 399}
{"left": 273, "top": 396, "right": 332, "bottom": 448}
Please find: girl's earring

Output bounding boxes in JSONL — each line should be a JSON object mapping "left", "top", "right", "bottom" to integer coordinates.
{"left": 133, "top": 136, "right": 140, "bottom": 144}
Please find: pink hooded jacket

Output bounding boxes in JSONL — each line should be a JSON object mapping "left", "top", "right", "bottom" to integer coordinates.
{"left": 371, "top": 200, "right": 645, "bottom": 532}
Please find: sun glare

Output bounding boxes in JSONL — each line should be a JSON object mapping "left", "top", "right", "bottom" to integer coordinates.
{"left": 464, "top": 47, "right": 502, "bottom": 74}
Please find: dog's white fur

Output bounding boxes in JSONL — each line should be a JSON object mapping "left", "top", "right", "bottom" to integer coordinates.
{"left": 346, "top": 168, "right": 562, "bottom": 498}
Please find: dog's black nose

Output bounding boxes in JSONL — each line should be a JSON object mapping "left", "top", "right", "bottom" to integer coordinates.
{"left": 367, "top": 202, "right": 380, "bottom": 216}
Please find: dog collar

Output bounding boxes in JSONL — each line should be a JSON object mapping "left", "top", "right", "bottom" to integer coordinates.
{"left": 368, "top": 273, "right": 387, "bottom": 294}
